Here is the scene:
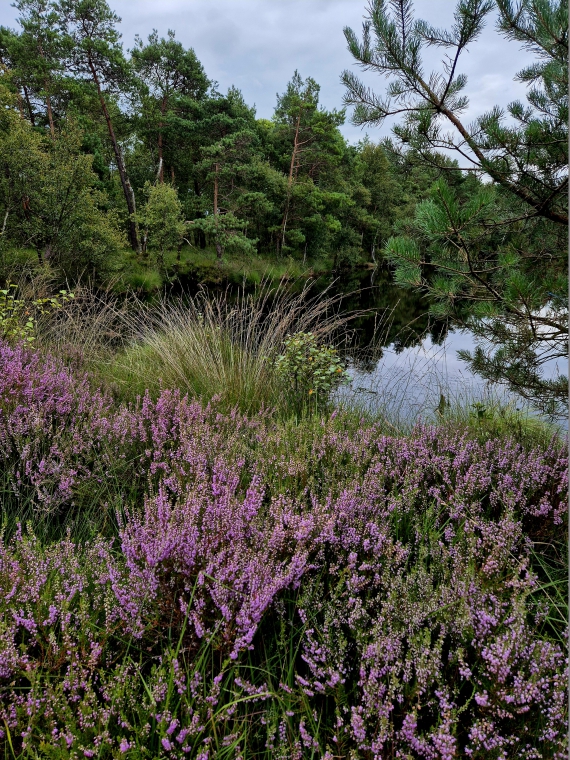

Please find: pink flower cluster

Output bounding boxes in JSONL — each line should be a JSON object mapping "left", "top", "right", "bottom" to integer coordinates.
{"left": 0, "top": 341, "right": 567, "bottom": 757}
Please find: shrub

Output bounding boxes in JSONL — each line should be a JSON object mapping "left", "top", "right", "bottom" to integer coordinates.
{"left": 0, "top": 346, "right": 566, "bottom": 756}
{"left": 0, "top": 283, "right": 74, "bottom": 344}
{"left": 275, "top": 331, "right": 349, "bottom": 412}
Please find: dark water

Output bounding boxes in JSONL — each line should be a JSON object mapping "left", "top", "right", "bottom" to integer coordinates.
{"left": 169, "top": 263, "right": 564, "bottom": 420}
{"left": 312, "top": 265, "right": 448, "bottom": 365}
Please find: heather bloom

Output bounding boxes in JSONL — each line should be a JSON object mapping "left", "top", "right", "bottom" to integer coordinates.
{"left": 0, "top": 341, "right": 566, "bottom": 757}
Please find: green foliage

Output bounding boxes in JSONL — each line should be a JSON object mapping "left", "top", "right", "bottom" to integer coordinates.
{"left": 275, "top": 331, "right": 349, "bottom": 410}
{"left": 439, "top": 397, "right": 560, "bottom": 450}
{"left": 384, "top": 175, "right": 567, "bottom": 416}
{"left": 56, "top": 0, "right": 141, "bottom": 250}
{"left": 131, "top": 28, "right": 209, "bottom": 186}
{"left": 56, "top": 0, "right": 127, "bottom": 88}
{"left": 137, "top": 181, "right": 186, "bottom": 263}
{"left": 131, "top": 27, "right": 209, "bottom": 104}
{"left": 0, "top": 115, "right": 124, "bottom": 275}
{"left": 344, "top": 0, "right": 568, "bottom": 417}
{"left": 192, "top": 212, "right": 258, "bottom": 259}
{"left": 194, "top": 128, "right": 265, "bottom": 258}
{"left": 0, "top": 282, "right": 73, "bottom": 343}
{"left": 2, "top": 3, "right": 436, "bottom": 276}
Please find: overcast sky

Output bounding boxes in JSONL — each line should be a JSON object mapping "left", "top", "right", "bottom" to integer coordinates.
{"left": 1, "top": 0, "right": 531, "bottom": 143}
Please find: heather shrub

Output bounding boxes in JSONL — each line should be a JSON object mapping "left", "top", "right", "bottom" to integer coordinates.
{"left": 0, "top": 348, "right": 566, "bottom": 759}
{"left": 0, "top": 339, "right": 266, "bottom": 534}
{"left": 0, "top": 340, "right": 115, "bottom": 533}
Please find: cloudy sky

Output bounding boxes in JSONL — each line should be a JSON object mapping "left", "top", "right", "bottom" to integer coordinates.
{"left": 1, "top": 0, "right": 531, "bottom": 143}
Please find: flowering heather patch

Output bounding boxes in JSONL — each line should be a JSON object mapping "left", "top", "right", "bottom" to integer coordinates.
{"left": 0, "top": 341, "right": 567, "bottom": 757}
{"left": 0, "top": 340, "right": 112, "bottom": 514}
{"left": 0, "top": 340, "right": 260, "bottom": 523}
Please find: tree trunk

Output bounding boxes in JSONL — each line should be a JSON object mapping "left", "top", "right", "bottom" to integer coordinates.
{"left": 279, "top": 110, "right": 302, "bottom": 254}
{"left": 16, "top": 93, "right": 25, "bottom": 120}
{"left": 158, "top": 132, "right": 164, "bottom": 183}
{"left": 192, "top": 179, "right": 206, "bottom": 248}
{"left": 45, "top": 92, "right": 55, "bottom": 138}
{"left": 1, "top": 209, "right": 9, "bottom": 237}
{"left": 37, "top": 41, "right": 55, "bottom": 138}
{"left": 87, "top": 56, "right": 139, "bottom": 252}
{"left": 157, "top": 96, "right": 167, "bottom": 183}
{"left": 213, "top": 163, "right": 222, "bottom": 261}
{"left": 22, "top": 85, "right": 35, "bottom": 125}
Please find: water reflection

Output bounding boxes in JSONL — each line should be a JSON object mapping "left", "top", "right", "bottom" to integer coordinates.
{"left": 329, "top": 268, "right": 566, "bottom": 424}
{"left": 315, "top": 265, "right": 448, "bottom": 367}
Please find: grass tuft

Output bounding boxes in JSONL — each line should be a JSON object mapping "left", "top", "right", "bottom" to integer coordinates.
{"left": 98, "top": 282, "right": 363, "bottom": 414}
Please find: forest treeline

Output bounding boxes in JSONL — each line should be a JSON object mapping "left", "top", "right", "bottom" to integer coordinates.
{"left": 0, "top": 0, "right": 567, "bottom": 415}
{"left": 0, "top": 0, "right": 466, "bottom": 278}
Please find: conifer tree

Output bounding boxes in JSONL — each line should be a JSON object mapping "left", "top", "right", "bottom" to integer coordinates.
{"left": 131, "top": 30, "right": 209, "bottom": 183}
{"left": 196, "top": 129, "right": 264, "bottom": 260}
{"left": 343, "top": 0, "right": 568, "bottom": 415}
{"left": 11, "top": 0, "right": 64, "bottom": 137}
{"left": 273, "top": 72, "right": 346, "bottom": 256}
{"left": 56, "top": 0, "right": 139, "bottom": 251}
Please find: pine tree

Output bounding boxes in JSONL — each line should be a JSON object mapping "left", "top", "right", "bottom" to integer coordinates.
{"left": 131, "top": 29, "right": 209, "bottom": 183}
{"left": 196, "top": 129, "right": 264, "bottom": 260}
{"left": 272, "top": 72, "right": 347, "bottom": 257}
{"left": 11, "top": 0, "right": 65, "bottom": 137}
{"left": 343, "top": 0, "right": 568, "bottom": 415}
{"left": 56, "top": 0, "right": 140, "bottom": 251}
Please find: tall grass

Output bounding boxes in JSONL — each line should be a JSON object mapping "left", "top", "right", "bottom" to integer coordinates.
{"left": 99, "top": 282, "right": 364, "bottom": 414}
{"left": 36, "top": 283, "right": 135, "bottom": 367}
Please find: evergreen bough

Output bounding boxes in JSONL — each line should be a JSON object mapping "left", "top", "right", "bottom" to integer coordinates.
{"left": 343, "top": 0, "right": 568, "bottom": 417}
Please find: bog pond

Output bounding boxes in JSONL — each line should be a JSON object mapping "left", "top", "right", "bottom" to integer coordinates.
{"left": 170, "top": 263, "right": 566, "bottom": 423}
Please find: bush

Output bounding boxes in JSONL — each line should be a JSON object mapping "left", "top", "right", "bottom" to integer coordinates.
{"left": 0, "top": 343, "right": 567, "bottom": 757}
{"left": 275, "top": 331, "right": 349, "bottom": 412}
{"left": 0, "top": 283, "right": 74, "bottom": 344}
